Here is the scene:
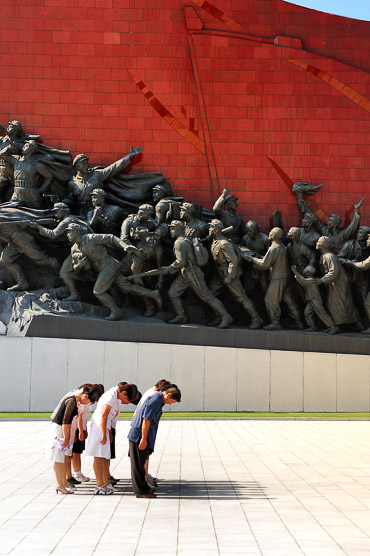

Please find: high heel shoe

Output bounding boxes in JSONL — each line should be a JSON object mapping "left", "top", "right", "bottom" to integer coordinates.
{"left": 56, "top": 486, "right": 74, "bottom": 495}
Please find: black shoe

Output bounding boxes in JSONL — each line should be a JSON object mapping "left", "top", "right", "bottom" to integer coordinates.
{"left": 67, "top": 477, "right": 81, "bottom": 485}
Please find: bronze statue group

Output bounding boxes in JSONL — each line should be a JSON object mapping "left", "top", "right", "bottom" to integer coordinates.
{"left": 45, "top": 380, "right": 181, "bottom": 497}
{"left": 0, "top": 120, "right": 369, "bottom": 335}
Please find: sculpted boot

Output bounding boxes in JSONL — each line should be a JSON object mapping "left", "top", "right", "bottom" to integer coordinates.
{"left": 168, "top": 297, "right": 188, "bottom": 324}
{"left": 6, "top": 263, "right": 29, "bottom": 291}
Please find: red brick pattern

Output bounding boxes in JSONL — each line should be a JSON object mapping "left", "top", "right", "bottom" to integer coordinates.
{"left": 129, "top": 71, "right": 206, "bottom": 154}
{"left": 0, "top": 0, "right": 369, "bottom": 228}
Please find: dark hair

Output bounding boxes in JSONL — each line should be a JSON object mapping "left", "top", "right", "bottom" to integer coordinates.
{"left": 165, "top": 386, "right": 181, "bottom": 402}
{"left": 83, "top": 385, "right": 102, "bottom": 404}
{"left": 156, "top": 380, "right": 171, "bottom": 392}
{"left": 131, "top": 391, "right": 142, "bottom": 406}
{"left": 118, "top": 383, "right": 138, "bottom": 403}
{"left": 154, "top": 379, "right": 168, "bottom": 389}
{"left": 78, "top": 383, "right": 93, "bottom": 389}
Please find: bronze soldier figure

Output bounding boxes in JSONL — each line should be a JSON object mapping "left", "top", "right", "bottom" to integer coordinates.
{"left": 208, "top": 219, "right": 262, "bottom": 329}
{"left": 152, "top": 183, "right": 183, "bottom": 224}
{"left": 340, "top": 233, "right": 370, "bottom": 334}
{"left": 87, "top": 188, "right": 127, "bottom": 236}
{"left": 120, "top": 204, "right": 158, "bottom": 316}
{"left": 314, "top": 236, "right": 362, "bottom": 330}
{"left": 0, "top": 121, "right": 38, "bottom": 202}
{"left": 179, "top": 202, "right": 209, "bottom": 239}
{"left": 63, "top": 224, "right": 161, "bottom": 319}
{"left": 287, "top": 227, "right": 316, "bottom": 273}
{"left": 30, "top": 202, "right": 92, "bottom": 239}
{"left": 299, "top": 198, "right": 364, "bottom": 253}
{"left": 0, "top": 222, "right": 59, "bottom": 291}
{"left": 244, "top": 227, "right": 303, "bottom": 330}
{"left": 162, "top": 220, "right": 233, "bottom": 328}
{"left": 291, "top": 264, "right": 339, "bottom": 334}
{"left": 213, "top": 188, "right": 244, "bottom": 244}
{"left": 0, "top": 140, "right": 54, "bottom": 209}
{"left": 70, "top": 145, "right": 143, "bottom": 215}
{"left": 338, "top": 226, "right": 370, "bottom": 304}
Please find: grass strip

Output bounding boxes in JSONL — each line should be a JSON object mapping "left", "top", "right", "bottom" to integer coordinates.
{"left": 1, "top": 412, "right": 370, "bottom": 419}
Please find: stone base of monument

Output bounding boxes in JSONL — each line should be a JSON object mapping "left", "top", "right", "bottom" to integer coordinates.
{"left": 1, "top": 335, "right": 370, "bottom": 412}
{"left": 1, "top": 286, "right": 370, "bottom": 413}
{"left": 5, "top": 310, "right": 369, "bottom": 356}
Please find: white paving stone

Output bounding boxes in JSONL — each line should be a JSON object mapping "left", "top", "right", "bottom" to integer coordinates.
{"left": 0, "top": 420, "right": 370, "bottom": 555}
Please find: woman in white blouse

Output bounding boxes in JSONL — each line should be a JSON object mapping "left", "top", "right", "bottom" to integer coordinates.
{"left": 86, "top": 382, "right": 138, "bottom": 494}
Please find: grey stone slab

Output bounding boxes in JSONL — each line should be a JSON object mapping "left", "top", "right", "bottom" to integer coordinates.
{"left": 66, "top": 339, "right": 105, "bottom": 389}
{"left": 24, "top": 315, "right": 370, "bottom": 355}
{"left": 170, "top": 344, "right": 205, "bottom": 411}
{"left": 303, "top": 352, "right": 337, "bottom": 412}
{"left": 337, "top": 354, "right": 370, "bottom": 412}
{"left": 30, "top": 338, "right": 69, "bottom": 412}
{"left": 0, "top": 336, "right": 32, "bottom": 411}
{"left": 237, "top": 349, "right": 270, "bottom": 411}
{"left": 270, "top": 350, "right": 304, "bottom": 411}
{"left": 204, "top": 346, "right": 237, "bottom": 411}
{"left": 137, "top": 342, "right": 172, "bottom": 394}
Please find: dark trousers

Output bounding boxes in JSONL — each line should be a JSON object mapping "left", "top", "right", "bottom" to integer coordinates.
{"left": 129, "top": 440, "right": 151, "bottom": 495}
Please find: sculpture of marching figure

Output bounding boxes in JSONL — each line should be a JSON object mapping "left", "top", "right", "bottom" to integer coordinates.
{"left": 70, "top": 146, "right": 143, "bottom": 216}
{"left": 161, "top": 220, "right": 233, "bottom": 328}
{"left": 213, "top": 188, "right": 245, "bottom": 244}
{"left": 314, "top": 236, "right": 362, "bottom": 330}
{"left": 243, "top": 227, "right": 303, "bottom": 331}
{"left": 299, "top": 197, "right": 364, "bottom": 253}
{"left": 291, "top": 264, "right": 339, "bottom": 334}
{"left": 341, "top": 233, "right": 370, "bottom": 334}
{"left": 208, "top": 219, "right": 262, "bottom": 329}
{"left": 62, "top": 224, "right": 162, "bottom": 320}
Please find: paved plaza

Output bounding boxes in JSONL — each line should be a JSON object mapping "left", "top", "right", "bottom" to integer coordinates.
{"left": 1, "top": 420, "right": 370, "bottom": 556}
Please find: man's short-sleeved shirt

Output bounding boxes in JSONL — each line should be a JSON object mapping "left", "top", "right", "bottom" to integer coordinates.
{"left": 128, "top": 391, "right": 164, "bottom": 451}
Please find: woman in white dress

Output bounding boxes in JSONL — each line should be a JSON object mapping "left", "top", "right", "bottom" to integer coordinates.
{"left": 86, "top": 382, "right": 138, "bottom": 494}
{"left": 45, "top": 385, "right": 101, "bottom": 495}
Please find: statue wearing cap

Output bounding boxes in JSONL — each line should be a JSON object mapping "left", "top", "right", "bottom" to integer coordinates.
{"left": 179, "top": 202, "right": 208, "bottom": 239}
{"left": 119, "top": 204, "right": 158, "bottom": 316}
{"left": 213, "top": 188, "right": 245, "bottom": 244}
{"left": 69, "top": 145, "right": 143, "bottom": 216}
{"left": 152, "top": 183, "right": 183, "bottom": 224}
{"left": 29, "top": 202, "right": 92, "bottom": 240}
{"left": 61, "top": 223, "right": 162, "bottom": 320}
{"left": 299, "top": 211, "right": 321, "bottom": 251}
{"left": 208, "top": 219, "right": 262, "bottom": 329}
{"left": 0, "top": 218, "right": 60, "bottom": 292}
{"left": 0, "top": 121, "right": 40, "bottom": 202}
{"left": 299, "top": 196, "right": 364, "bottom": 253}
{"left": 87, "top": 188, "right": 127, "bottom": 236}
{"left": 160, "top": 220, "right": 233, "bottom": 328}
{"left": 0, "top": 121, "right": 71, "bottom": 205}
{"left": 0, "top": 140, "right": 54, "bottom": 209}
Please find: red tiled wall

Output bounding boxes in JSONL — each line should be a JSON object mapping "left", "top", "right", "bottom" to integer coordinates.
{"left": 0, "top": 0, "right": 369, "bottom": 229}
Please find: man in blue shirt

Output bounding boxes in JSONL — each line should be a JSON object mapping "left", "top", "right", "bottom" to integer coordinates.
{"left": 128, "top": 386, "right": 181, "bottom": 498}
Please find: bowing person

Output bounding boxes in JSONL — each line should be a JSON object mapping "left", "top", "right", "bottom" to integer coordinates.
{"left": 128, "top": 385, "right": 181, "bottom": 498}
{"left": 85, "top": 382, "right": 139, "bottom": 495}
{"left": 45, "top": 385, "right": 101, "bottom": 495}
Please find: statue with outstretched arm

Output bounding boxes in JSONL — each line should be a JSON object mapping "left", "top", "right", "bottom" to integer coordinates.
{"left": 299, "top": 197, "right": 364, "bottom": 253}
{"left": 69, "top": 145, "right": 143, "bottom": 216}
